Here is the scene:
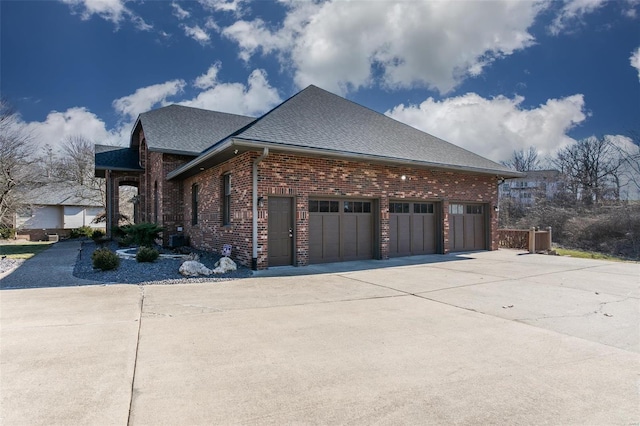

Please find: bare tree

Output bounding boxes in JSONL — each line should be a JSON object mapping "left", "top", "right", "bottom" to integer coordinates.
{"left": 0, "top": 100, "right": 36, "bottom": 227}
{"left": 41, "top": 136, "right": 105, "bottom": 206}
{"left": 502, "top": 146, "right": 540, "bottom": 172}
{"left": 552, "top": 136, "right": 624, "bottom": 205}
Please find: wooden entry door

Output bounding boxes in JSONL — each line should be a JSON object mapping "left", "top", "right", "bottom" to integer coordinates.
{"left": 268, "top": 197, "right": 293, "bottom": 266}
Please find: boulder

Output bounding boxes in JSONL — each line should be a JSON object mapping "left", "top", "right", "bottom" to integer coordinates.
{"left": 179, "top": 260, "right": 212, "bottom": 276}
{"left": 213, "top": 256, "right": 237, "bottom": 274}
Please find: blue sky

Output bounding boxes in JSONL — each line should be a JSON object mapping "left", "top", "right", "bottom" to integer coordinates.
{"left": 2, "top": 0, "right": 639, "bottom": 163}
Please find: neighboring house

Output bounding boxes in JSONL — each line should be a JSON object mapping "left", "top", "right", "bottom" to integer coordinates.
{"left": 499, "top": 170, "right": 562, "bottom": 206}
{"left": 95, "top": 85, "right": 520, "bottom": 270}
{"left": 15, "top": 184, "right": 104, "bottom": 240}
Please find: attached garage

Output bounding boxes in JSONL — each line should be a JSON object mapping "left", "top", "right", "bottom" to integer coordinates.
{"left": 389, "top": 201, "right": 439, "bottom": 257}
{"left": 309, "top": 199, "right": 374, "bottom": 264}
{"left": 448, "top": 203, "right": 487, "bottom": 252}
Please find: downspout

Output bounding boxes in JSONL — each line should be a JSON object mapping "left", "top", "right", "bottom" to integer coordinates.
{"left": 252, "top": 147, "right": 269, "bottom": 270}
{"left": 106, "top": 170, "right": 112, "bottom": 238}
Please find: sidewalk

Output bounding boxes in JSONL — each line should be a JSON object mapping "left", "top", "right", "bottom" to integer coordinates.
{"left": 0, "top": 240, "right": 101, "bottom": 289}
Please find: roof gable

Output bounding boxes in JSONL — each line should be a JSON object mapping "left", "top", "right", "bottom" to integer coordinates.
{"left": 233, "top": 85, "right": 513, "bottom": 175}
{"left": 137, "top": 105, "right": 255, "bottom": 155}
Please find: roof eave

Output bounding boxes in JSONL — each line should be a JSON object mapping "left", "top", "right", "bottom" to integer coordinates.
{"left": 232, "top": 139, "right": 523, "bottom": 178}
{"left": 167, "top": 138, "right": 234, "bottom": 180}
{"left": 95, "top": 166, "right": 143, "bottom": 172}
{"left": 168, "top": 138, "right": 522, "bottom": 180}
{"left": 147, "top": 147, "right": 200, "bottom": 157}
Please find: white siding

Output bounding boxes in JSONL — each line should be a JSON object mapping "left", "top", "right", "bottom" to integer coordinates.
{"left": 85, "top": 207, "right": 104, "bottom": 228}
{"left": 17, "top": 206, "right": 63, "bottom": 229}
{"left": 63, "top": 206, "right": 104, "bottom": 228}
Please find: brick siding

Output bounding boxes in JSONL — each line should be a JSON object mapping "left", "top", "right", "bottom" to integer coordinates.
{"left": 180, "top": 151, "right": 499, "bottom": 270}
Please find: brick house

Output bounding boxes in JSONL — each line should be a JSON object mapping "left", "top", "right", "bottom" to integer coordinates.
{"left": 96, "top": 85, "right": 520, "bottom": 270}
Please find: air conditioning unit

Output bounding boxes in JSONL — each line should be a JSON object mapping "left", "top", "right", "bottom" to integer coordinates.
{"left": 168, "top": 234, "right": 185, "bottom": 248}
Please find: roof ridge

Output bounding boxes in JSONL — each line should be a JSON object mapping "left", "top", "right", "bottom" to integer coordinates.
{"left": 196, "top": 85, "right": 319, "bottom": 156}
{"left": 141, "top": 103, "right": 255, "bottom": 119}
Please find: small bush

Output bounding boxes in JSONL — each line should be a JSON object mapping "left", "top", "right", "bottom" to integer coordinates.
{"left": 91, "top": 230, "right": 105, "bottom": 240}
{"left": 0, "top": 227, "right": 16, "bottom": 239}
{"left": 136, "top": 246, "right": 159, "bottom": 263}
{"left": 92, "top": 247, "right": 120, "bottom": 271}
{"left": 70, "top": 226, "right": 93, "bottom": 239}
{"left": 120, "top": 223, "right": 164, "bottom": 247}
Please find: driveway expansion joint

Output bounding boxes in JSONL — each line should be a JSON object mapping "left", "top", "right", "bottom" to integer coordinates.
{"left": 127, "top": 285, "right": 145, "bottom": 426}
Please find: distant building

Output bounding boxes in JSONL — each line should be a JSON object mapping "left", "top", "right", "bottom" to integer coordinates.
{"left": 499, "top": 170, "right": 562, "bottom": 206}
{"left": 15, "top": 184, "right": 104, "bottom": 240}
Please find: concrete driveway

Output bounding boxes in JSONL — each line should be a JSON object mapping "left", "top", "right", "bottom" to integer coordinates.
{"left": 1, "top": 250, "right": 638, "bottom": 425}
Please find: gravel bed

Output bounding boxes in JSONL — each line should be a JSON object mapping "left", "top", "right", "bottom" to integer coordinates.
{"left": 73, "top": 241, "right": 253, "bottom": 285}
{"left": 0, "top": 258, "right": 25, "bottom": 275}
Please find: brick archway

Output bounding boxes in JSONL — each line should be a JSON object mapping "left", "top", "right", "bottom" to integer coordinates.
{"left": 105, "top": 171, "right": 141, "bottom": 236}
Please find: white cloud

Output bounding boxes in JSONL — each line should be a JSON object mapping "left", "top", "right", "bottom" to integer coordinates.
{"left": 21, "top": 107, "right": 125, "bottom": 152}
{"left": 194, "top": 63, "right": 221, "bottom": 90}
{"left": 60, "top": 0, "right": 151, "bottom": 30}
{"left": 198, "top": 0, "right": 246, "bottom": 14}
{"left": 182, "top": 24, "right": 210, "bottom": 44}
{"left": 204, "top": 17, "right": 220, "bottom": 32}
{"left": 171, "top": 2, "right": 190, "bottom": 20}
{"left": 630, "top": 47, "right": 640, "bottom": 80}
{"left": 222, "top": 18, "right": 290, "bottom": 62}
{"left": 112, "top": 80, "right": 186, "bottom": 120}
{"left": 222, "top": 1, "right": 544, "bottom": 94}
{"left": 386, "top": 93, "right": 587, "bottom": 162}
{"left": 549, "top": 0, "right": 608, "bottom": 35}
{"left": 182, "top": 68, "right": 281, "bottom": 116}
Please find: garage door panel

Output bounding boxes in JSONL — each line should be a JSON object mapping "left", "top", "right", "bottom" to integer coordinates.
{"left": 343, "top": 215, "right": 358, "bottom": 259}
{"left": 474, "top": 215, "right": 484, "bottom": 249}
{"left": 397, "top": 215, "right": 411, "bottom": 255}
{"left": 322, "top": 215, "right": 341, "bottom": 262}
{"left": 411, "top": 216, "right": 424, "bottom": 253}
{"left": 389, "top": 202, "right": 439, "bottom": 257}
{"left": 309, "top": 216, "right": 323, "bottom": 262}
{"left": 356, "top": 215, "right": 373, "bottom": 259}
{"left": 453, "top": 216, "right": 465, "bottom": 249}
{"left": 423, "top": 215, "right": 436, "bottom": 254}
{"left": 449, "top": 203, "right": 486, "bottom": 252}
{"left": 389, "top": 215, "right": 398, "bottom": 254}
{"left": 309, "top": 199, "right": 373, "bottom": 264}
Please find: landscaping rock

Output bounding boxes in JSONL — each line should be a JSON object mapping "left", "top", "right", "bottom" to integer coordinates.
{"left": 213, "top": 257, "right": 237, "bottom": 274}
{"left": 179, "top": 260, "right": 213, "bottom": 277}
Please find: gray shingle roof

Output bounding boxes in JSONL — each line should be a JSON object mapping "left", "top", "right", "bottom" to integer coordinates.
{"left": 22, "top": 184, "right": 103, "bottom": 207}
{"left": 233, "top": 85, "right": 515, "bottom": 176}
{"left": 95, "top": 144, "right": 141, "bottom": 171}
{"left": 138, "top": 105, "right": 255, "bottom": 155}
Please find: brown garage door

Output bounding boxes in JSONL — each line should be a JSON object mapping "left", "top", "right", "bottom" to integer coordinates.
{"left": 309, "top": 199, "right": 373, "bottom": 264}
{"left": 389, "top": 201, "right": 438, "bottom": 257}
{"left": 449, "top": 203, "right": 486, "bottom": 252}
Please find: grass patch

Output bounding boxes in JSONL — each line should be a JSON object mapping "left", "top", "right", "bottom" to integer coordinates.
{"left": 0, "top": 241, "right": 54, "bottom": 259}
{"left": 554, "top": 247, "right": 628, "bottom": 262}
